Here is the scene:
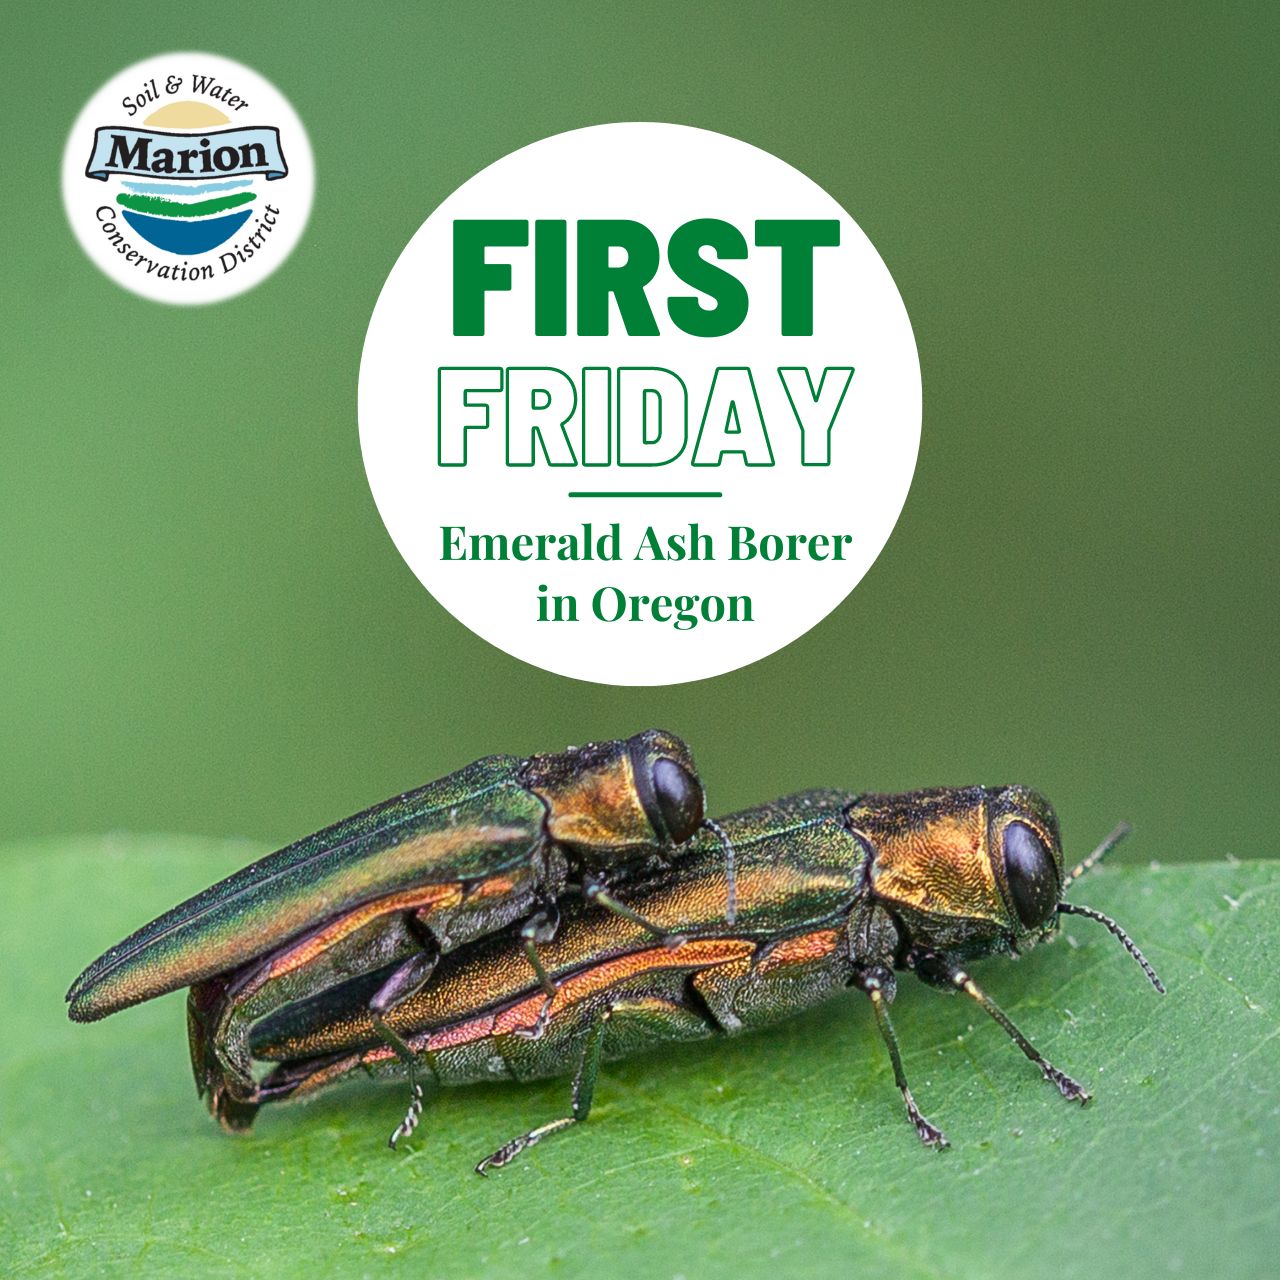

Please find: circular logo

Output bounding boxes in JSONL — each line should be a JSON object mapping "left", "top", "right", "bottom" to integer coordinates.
{"left": 62, "top": 52, "right": 314, "bottom": 304}
{"left": 360, "top": 123, "right": 920, "bottom": 685}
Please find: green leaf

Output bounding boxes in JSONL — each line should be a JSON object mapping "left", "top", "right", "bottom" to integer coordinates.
{"left": 3, "top": 837, "right": 1276, "bottom": 1279}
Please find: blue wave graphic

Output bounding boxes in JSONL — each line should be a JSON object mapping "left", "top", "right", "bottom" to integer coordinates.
{"left": 122, "top": 178, "right": 254, "bottom": 196}
{"left": 120, "top": 207, "right": 252, "bottom": 255}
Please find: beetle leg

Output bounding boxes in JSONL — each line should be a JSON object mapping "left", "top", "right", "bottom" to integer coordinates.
{"left": 475, "top": 1001, "right": 612, "bottom": 1175}
{"left": 581, "top": 874, "right": 686, "bottom": 949}
{"left": 513, "top": 902, "right": 563, "bottom": 1041}
{"left": 369, "top": 946, "right": 440, "bottom": 1149}
{"left": 944, "top": 964, "right": 1091, "bottom": 1103}
{"left": 519, "top": 900, "right": 561, "bottom": 1000}
{"left": 854, "top": 967, "right": 949, "bottom": 1148}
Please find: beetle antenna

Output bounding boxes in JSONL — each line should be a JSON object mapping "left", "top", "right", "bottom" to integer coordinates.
{"left": 702, "top": 817, "right": 737, "bottom": 925}
{"left": 1056, "top": 901, "right": 1166, "bottom": 993}
{"left": 1062, "top": 821, "right": 1131, "bottom": 889}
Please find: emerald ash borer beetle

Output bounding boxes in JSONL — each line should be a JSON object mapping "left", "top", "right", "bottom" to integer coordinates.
{"left": 243, "top": 787, "right": 1164, "bottom": 1169}
{"left": 66, "top": 729, "right": 705, "bottom": 1139}
{"left": 68, "top": 780, "right": 1164, "bottom": 1170}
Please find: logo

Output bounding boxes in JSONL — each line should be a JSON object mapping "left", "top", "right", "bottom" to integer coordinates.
{"left": 62, "top": 53, "right": 313, "bottom": 304}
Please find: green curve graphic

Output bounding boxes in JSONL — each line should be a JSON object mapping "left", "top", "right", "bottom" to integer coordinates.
{"left": 115, "top": 191, "right": 257, "bottom": 219}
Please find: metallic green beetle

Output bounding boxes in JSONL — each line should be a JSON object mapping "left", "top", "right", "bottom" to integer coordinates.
{"left": 213, "top": 787, "right": 1164, "bottom": 1169}
{"left": 66, "top": 730, "right": 705, "bottom": 1136}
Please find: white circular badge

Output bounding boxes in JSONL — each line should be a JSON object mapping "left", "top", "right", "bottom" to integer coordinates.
{"left": 62, "top": 52, "right": 313, "bottom": 304}
{"left": 360, "top": 123, "right": 920, "bottom": 685}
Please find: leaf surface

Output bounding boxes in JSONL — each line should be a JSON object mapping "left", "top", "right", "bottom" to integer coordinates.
{"left": 2, "top": 837, "right": 1275, "bottom": 1279}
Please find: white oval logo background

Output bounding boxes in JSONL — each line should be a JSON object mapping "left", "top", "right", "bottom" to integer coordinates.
{"left": 360, "top": 123, "right": 921, "bottom": 686}
{"left": 62, "top": 52, "right": 314, "bottom": 304}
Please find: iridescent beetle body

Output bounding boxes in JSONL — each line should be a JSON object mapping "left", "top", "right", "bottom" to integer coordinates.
{"left": 218, "top": 786, "right": 1163, "bottom": 1169}
{"left": 66, "top": 730, "right": 705, "bottom": 1133}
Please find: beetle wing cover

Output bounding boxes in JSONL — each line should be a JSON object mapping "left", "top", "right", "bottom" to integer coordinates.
{"left": 67, "top": 757, "right": 544, "bottom": 1021}
{"left": 251, "top": 788, "right": 867, "bottom": 1060}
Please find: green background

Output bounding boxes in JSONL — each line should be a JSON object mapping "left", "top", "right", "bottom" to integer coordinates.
{"left": 3, "top": 4, "right": 1277, "bottom": 1277}
{"left": 3, "top": 2, "right": 1275, "bottom": 860}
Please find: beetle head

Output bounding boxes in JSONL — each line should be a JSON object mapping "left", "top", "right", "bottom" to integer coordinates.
{"left": 987, "top": 785, "right": 1065, "bottom": 938}
{"left": 522, "top": 729, "right": 705, "bottom": 861}
{"left": 848, "top": 786, "right": 1064, "bottom": 955}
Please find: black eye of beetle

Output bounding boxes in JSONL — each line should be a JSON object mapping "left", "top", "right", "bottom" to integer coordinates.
{"left": 1003, "top": 820, "right": 1058, "bottom": 929}
{"left": 651, "top": 758, "right": 703, "bottom": 844}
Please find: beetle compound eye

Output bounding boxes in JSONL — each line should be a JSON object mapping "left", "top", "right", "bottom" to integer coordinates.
{"left": 1003, "top": 820, "right": 1059, "bottom": 929}
{"left": 651, "top": 758, "right": 704, "bottom": 844}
